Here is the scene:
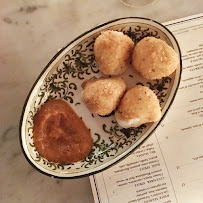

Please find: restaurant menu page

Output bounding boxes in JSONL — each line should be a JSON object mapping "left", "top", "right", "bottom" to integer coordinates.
{"left": 90, "top": 13, "right": 203, "bottom": 203}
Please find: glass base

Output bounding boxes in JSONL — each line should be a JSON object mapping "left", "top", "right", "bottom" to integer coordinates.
{"left": 121, "top": 0, "right": 158, "bottom": 7}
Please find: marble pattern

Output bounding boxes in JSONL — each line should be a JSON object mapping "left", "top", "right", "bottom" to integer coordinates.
{"left": 0, "top": 0, "right": 202, "bottom": 202}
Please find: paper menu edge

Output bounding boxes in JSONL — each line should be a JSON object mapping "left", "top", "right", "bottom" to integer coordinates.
{"left": 90, "top": 175, "right": 100, "bottom": 203}
{"left": 163, "top": 12, "right": 203, "bottom": 26}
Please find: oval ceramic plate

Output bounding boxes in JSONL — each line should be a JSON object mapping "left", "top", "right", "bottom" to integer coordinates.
{"left": 20, "top": 17, "right": 182, "bottom": 178}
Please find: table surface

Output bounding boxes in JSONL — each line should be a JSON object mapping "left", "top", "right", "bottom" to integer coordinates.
{"left": 1, "top": 0, "right": 202, "bottom": 202}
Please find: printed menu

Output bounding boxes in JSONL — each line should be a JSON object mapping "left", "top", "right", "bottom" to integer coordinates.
{"left": 90, "top": 13, "right": 203, "bottom": 203}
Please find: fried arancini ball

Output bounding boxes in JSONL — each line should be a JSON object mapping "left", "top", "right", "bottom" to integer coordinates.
{"left": 132, "top": 37, "right": 179, "bottom": 80}
{"left": 94, "top": 30, "right": 134, "bottom": 75}
{"left": 82, "top": 77, "right": 127, "bottom": 116}
{"left": 115, "top": 85, "right": 161, "bottom": 128}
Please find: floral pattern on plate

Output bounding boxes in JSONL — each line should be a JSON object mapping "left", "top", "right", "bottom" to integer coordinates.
{"left": 20, "top": 18, "right": 181, "bottom": 178}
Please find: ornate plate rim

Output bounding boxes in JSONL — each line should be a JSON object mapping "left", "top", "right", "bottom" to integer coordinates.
{"left": 19, "top": 17, "right": 182, "bottom": 179}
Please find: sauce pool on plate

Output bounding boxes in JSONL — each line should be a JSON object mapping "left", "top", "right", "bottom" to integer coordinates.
{"left": 33, "top": 99, "right": 93, "bottom": 164}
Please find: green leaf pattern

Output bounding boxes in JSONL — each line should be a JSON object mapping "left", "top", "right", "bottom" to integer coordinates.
{"left": 25, "top": 26, "right": 173, "bottom": 171}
